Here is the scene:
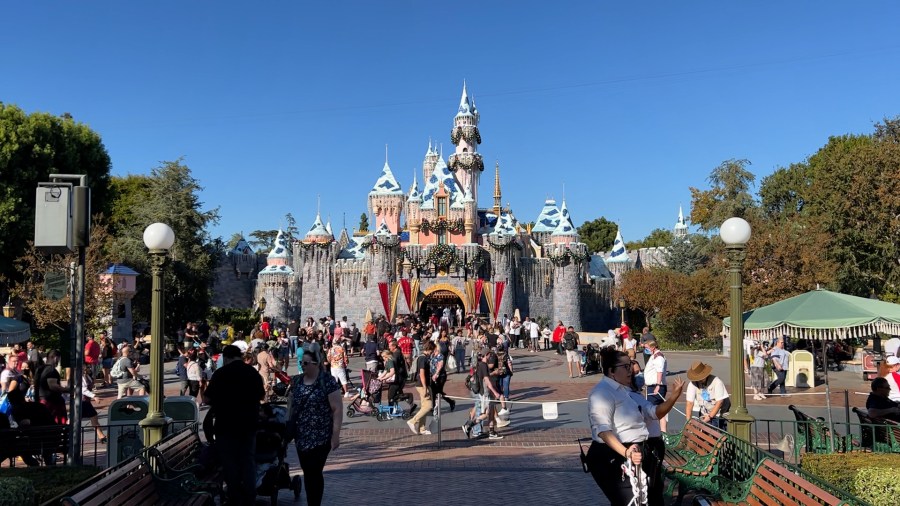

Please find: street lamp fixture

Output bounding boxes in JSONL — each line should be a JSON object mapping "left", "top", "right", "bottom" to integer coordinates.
{"left": 2, "top": 297, "right": 14, "bottom": 318}
{"left": 720, "top": 217, "right": 753, "bottom": 441}
{"left": 258, "top": 297, "right": 267, "bottom": 321}
{"left": 139, "top": 222, "right": 175, "bottom": 446}
{"left": 618, "top": 297, "right": 626, "bottom": 326}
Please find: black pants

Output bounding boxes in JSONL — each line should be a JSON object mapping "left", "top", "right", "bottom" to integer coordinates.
{"left": 297, "top": 442, "right": 331, "bottom": 506}
{"left": 646, "top": 437, "right": 665, "bottom": 506}
{"left": 646, "top": 385, "right": 667, "bottom": 405}
{"left": 586, "top": 440, "right": 658, "bottom": 506}
{"left": 217, "top": 432, "right": 257, "bottom": 504}
{"left": 432, "top": 375, "right": 455, "bottom": 410}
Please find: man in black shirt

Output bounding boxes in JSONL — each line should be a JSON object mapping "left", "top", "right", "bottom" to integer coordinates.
{"left": 205, "top": 345, "right": 265, "bottom": 504}
{"left": 866, "top": 377, "right": 900, "bottom": 422}
{"left": 287, "top": 318, "right": 301, "bottom": 358}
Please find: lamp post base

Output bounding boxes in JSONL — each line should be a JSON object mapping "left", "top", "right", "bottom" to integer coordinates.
{"left": 139, "top": 412, "right": 170, "bottom": 447}
{"left": 726, "top": 409, "right": 755, "bottom": 442}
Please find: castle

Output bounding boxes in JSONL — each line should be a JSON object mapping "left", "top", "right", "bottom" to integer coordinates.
{"left": 211, "top": 84, "right": 683, "bottom": 330}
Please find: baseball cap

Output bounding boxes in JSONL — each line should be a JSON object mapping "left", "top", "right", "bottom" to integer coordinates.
{"left": 887, "top": 356, "right": 900, "bottom": 366}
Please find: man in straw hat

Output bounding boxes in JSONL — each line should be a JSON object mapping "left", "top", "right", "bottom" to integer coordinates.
{"left": 684, "top": 361, "right": 730, "bottom": 429}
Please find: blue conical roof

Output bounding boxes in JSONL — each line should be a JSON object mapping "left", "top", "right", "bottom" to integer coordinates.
{"left": 550, "top": 201, "right": 577, "bottom": 237}
{"left": 306, "top": 214, "right": 331, "bottom": 239}
{"left": 369, "top": 161, "right": 403, "bottom": 196}
{"left": 532, "top": 199, "right": 560, "bottom": 233}
{"left": 408, "top": 174, "right": 421, "bottom": 202}
{"left": 267, "top": 229, "right": 291, "bottom": 259}
{"left": 421, "top": 157, "right": 463, "bottom": 209}
{"left": 607, "top": 229, "right": 629, "bottom": 262}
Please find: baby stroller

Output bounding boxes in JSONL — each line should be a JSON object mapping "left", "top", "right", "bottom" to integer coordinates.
{"left": 255, "top": 402, "right": 302, "bottom": 505}
{"left": 374, "top": 372, "right": 416, "bottom": 422}
{"left": 268, "top": 369, "right": 292, "bottom": 403}
{"left": 346, "top": 369, "right": 381, "bottom": 418}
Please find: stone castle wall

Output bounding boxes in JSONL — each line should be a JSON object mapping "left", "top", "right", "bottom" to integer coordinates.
{"left": 516, "top": 258, "right": 555, "bottom": 323}
{"left": 210, "top": 253, "right": 264, "bottom": 309}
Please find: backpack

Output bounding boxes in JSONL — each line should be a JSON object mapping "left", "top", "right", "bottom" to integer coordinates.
{"left": 110, "top": 358, "right": 126, "bottom": 379}
{"left": 564, "top": 333, "right": 577, "bottom": 351}
{"left": 496, "top": 351, "right": 509, "bottom": 376}
{"left": 465, "top": 367, "right": 482, "bottom": 395}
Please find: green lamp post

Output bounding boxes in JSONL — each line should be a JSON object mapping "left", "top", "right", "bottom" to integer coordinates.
{"left": 139, "top": 222, "right": 175, "bottom": 446}
{"left": 720, "top": 217, "right": 754, "bottom": 441}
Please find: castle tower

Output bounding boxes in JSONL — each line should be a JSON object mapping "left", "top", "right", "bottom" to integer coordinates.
{"left": 368, "top": 156, "right": 405, "bottom": 234}
{"left": 605, "top": 228, "right": 632, "bottom": 284}
{"left": 296, "top": 214, "right": 336, "bottom": 319}
{"left": 422, "top": 140, "right": 439, "bottom": 183}
{"left": 531, "top": 199, "right": 561, "bottom": 251}
{"left": 448, "top": 82, "right": 484, "bottom": 216}
{"left": 367, "top": 220, "right": 401, "bottom": 319}
{"left": 549, "top": 202, "right": 585, "bottom": 330}
{"left": 407, "top": 174, "right": 422, "bottom": 244}
{"left": 674, "top": 205, "right": 688, "bottom": 240}
{"left": 258, "top": 229, "right": 294, "bottom": 321}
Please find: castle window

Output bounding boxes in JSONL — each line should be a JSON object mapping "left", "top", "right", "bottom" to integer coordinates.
{"left": 439, "top": 232, "right": 447, "bottom": 245}
{"left": 437, "top": 197, "right": 447, "bottom": 217}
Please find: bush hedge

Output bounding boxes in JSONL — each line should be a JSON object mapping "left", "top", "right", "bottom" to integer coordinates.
{"left": 0, "top": 477, "right": 35, "bottom": 506}
{"left": 0, "top": 466, "right": 100, "bottom": 505}
{"left": 803, "top": 453, "right": 900, "bottom": 506}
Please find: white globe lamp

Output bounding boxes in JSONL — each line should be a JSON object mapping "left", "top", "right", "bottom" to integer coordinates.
{"left": 719, "top": 217, "right": 751, "bottom": 246}
{"left": 143, "top": 223, "right": 175, "bottom": 250}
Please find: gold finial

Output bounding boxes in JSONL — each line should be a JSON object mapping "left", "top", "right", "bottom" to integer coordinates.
{"left": 493, "top": 161, "right": 502, "bottom": 217}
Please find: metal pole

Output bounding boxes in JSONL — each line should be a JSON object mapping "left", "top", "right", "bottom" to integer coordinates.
{"left": 725, "top": 245, "right": 754, "bottom": 441}
{"left": 140, "top": 250, "right": 169, "bottom": 446}
{"left": 436, "top": 393, "right": 442, "bottom": 448}
{"left": 70, "top": 246, "right": 86, "bottom": 465}
{"left": 844, "top": 390, "right": 851, "bottom": 442}
{"left": 822, "top": 338, "right": 834, "bottom": 452}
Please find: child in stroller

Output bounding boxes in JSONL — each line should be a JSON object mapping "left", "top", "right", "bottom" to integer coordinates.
{"left": 255, "top": 402, "right": 302, "bottom": 503}
{"left": 345, "top": 368, "right": 381, "bottom": 417}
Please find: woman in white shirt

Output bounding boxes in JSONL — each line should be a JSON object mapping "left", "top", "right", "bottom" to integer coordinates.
{"left": 622, "top": 335, "right": 637, "bottom": 360}
{"left": 586, "top": 348, "right": 658, "bottom": 505}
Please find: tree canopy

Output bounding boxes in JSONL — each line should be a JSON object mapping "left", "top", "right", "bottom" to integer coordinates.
{"left": 0, "top": 104, "right": 111, "bottom": 291}
{"left": 577, "top": 217, "right": 618, "bottom": 253}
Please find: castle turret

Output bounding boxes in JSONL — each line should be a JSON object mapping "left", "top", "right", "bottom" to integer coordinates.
{"left": 407, "top": 174, "right": 422, "bottom": 244}
{"left": 258, "top": 229, "right": 295, "bottom": 321}
{"left": 368, "top": 157, "right": 405, "bottom": 235}
{"left": 423, "top": 140, "right": 439, "bottom": 183}
{"left": 605, "top": 228, "right": 632, "bottom": 284}
{"left": 550, "top": 200, "right": 578, "bottom": 245}
{"left": 531, "top": 199, "right": 560, "bottom": 250}
{"left": 674, "top": 205, "right": 688, "bottom": 240}
{"left": 548, "top": 202, "right": 585, "bottom": 329}
{"left": 448, "top": 82, "right": 484, "bottom": 212}
{"left": 493, "top": 162, "right": 502, "bottom": 218}
{"left": 296, "top": 214, "right": 337, "bottom": 318}
{"left": 366, "top": 219, "right": 400, "bottom": 319}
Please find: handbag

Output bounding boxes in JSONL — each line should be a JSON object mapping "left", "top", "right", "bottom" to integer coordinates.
{"left": 447, "top": 354, "right": 457, "bottom": 371}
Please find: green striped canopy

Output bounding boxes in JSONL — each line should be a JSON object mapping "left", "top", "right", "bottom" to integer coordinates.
{"left": 722, "top": 289, "right": 900, "bottom": 340}
{"left": 0, "top": 315, "right": 31, "bottom": 345}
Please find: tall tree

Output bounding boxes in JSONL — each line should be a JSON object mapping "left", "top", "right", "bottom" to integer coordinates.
{"left": 109, "top": 160, "right": 220, "bottom": 331}
{"left": 689, "top": 159, "right": 757, "bottom": 231}
{"left": 665, "top": 234, "right": 710, "bottom": 275}
{"left": 358, "top": 213, "right": 369, "bottom": 233}
{"left": 224, "top": 233, "right": 244, "bottom": 251}
{"left": 0, "top": 104, "right": 111, "bottom": 291}
{"left": 629, "top": 228, "right": 674, "bottom": 250}
{"left": 578, "top": 217, "right": 618, "bottom": 253}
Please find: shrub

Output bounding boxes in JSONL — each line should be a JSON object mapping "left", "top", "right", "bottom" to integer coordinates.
{"left": 0, "top": 477, "right": 35, "bottom": 506}
{"left": 803, "top": 453, "right": 900, "bottom": 505}
{"left": 853, "top": 467, "right": 900, "bottom": 506}
{"left": 0, "top": 466, "right": 100, "bottom": 504}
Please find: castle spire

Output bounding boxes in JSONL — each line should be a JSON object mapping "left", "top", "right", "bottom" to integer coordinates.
{"left": 493, "top": 161, "right": 502, "bottom": 217}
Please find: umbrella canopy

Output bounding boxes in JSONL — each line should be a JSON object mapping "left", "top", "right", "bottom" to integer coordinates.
{"left": 0, "top": 316, "right": 31, "bottom": 345}
{"left": 723, "top": 289, "right": 900, "bottom": 340}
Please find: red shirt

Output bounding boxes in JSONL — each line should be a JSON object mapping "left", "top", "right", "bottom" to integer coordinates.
{"left": 552, "top": 325, "right": 566, "bottom": 343}
{"left": 260, "top": 321, "right": 271, "bottom": 338}
{"left": 619, "top": 324, "right": 630, "bottom": 340}
{"left": 398, "top": 336, "right": 413, "bottom": 355}
{"left": 84, "top": 340, "right": 101, "bottom": 364}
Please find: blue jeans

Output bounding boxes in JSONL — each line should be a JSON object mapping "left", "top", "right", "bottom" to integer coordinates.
{"left": 768, "top": 369, "right": 787, "bottom": 394}
{"left": 217, "top": 432, "right": 257, "bottom": 504}
{"left": 454, "top": 348, "right": 466, "bottom": 373}
{"left": 499, "top": 375, "right": 511, "bottom": 400}
{"left": 289, "top": 336, "right": 299, "bottom": 357}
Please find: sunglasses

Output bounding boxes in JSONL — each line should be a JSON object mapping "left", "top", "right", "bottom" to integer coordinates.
{"left": 301, "top": 360, "right": 319, "bottom": 366}
{"left": 611, "top": 362, "right": 632, "bottom": 370}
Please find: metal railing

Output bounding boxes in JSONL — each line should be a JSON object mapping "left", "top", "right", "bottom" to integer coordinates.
{"left": 747, "top": 417, "right": 900, "bottom": 460}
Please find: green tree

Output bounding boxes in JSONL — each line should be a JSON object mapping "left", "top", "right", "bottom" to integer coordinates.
{"left": 689, "top": 158, "right": 757, "bottom": 231}
{"left": 758, "top": 162, "right": 811, "bottom": 220}
{"left": 577, "top": 217, "right": 618, "bottom": 253}
{"left": 224, "top": 233, "right": 244, "bottom": 251}
{"left": 358, "top": 213, "right": 369, "bottom": 233}
{"left": 665, "top": 234, "right": 710, "bottom": 275}
{"left": 248, "top": 230, "right": 279, "bottom": 251}
{"left": 629, "top": 228, "right": 674, "bottom": 250}
{"left": 0, "top": 104, "right": 111, "bottom": 291}
{"left": 109, "top": 160, "right": 221, "bottom": 332}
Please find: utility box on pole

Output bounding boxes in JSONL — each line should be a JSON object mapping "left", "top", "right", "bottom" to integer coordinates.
{"left": 35, "top": 183, "right": 74, "bottom": 254}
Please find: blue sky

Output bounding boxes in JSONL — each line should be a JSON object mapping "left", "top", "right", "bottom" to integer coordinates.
{"left": 4, "top": 2, "right": 899, "bottom": 247}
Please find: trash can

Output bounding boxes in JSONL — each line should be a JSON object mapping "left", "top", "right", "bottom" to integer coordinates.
{"left": 164, "top": 395, "right": 200, "bottom": 432}
{"left": 107, "top": 396, "right": 149, "bottom": 467}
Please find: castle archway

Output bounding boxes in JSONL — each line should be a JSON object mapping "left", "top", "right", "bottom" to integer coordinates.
{"left": 420, "top": 283, "right": 465, "bottom": 322}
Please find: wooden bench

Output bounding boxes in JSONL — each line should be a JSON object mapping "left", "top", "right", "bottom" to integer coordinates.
{"left": 0, "top": 424, "right": 70, "bottom": 466}
{"left": 788, "top": 405, "right": 854, "bottom": 453}
{"left": 695, "top": 458, "right": 852, "bottom": 505}
{"left": 56, "top": 426, "right": 215, "bottom": 506}
{"left": 661, "top": 418, "right": 727, "bottom": 502}
{"left": 853, "top": 407, "right": 900, "bottom": 453}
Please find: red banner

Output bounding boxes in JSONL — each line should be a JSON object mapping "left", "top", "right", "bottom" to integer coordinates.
{"left": 401, "top": 279, "right": 412, "bottom": 312}
{"left": 378, "top": 282, "right": 391, "bottom": 318}
{"left": 493, "top": 281, "right": 506, "bottom": 321}
{"left": 474, "top": 279, "right": 484, "bottom": 314}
